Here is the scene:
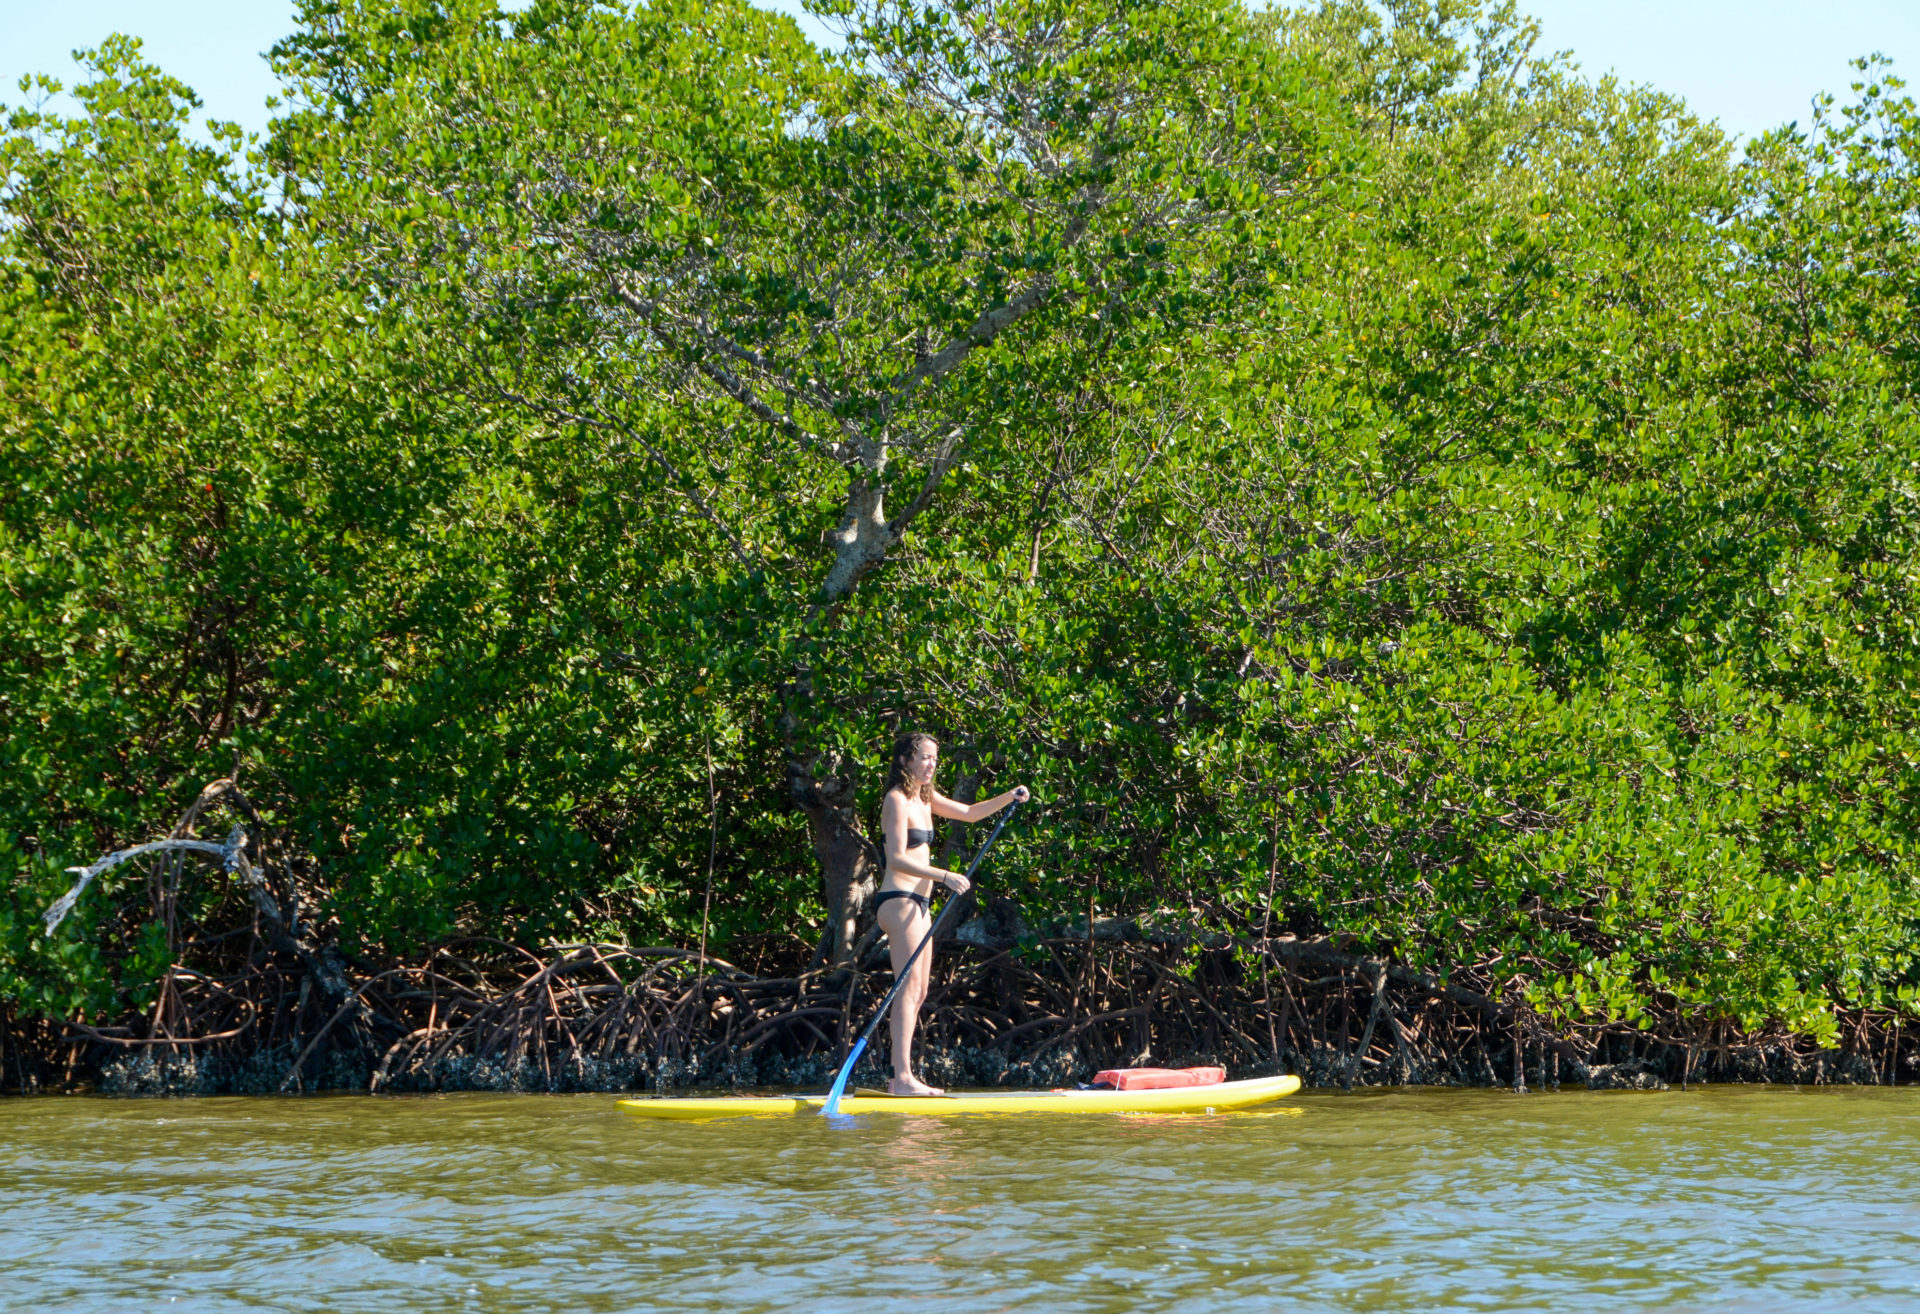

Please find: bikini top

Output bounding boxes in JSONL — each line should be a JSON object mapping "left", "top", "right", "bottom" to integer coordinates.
{"left": 901, "top": 826, "right": 935, "bottom": 849}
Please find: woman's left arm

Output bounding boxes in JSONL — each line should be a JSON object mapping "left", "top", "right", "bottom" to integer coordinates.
{"left": 932, "top": 784, "right": 1032, "bottom": 823}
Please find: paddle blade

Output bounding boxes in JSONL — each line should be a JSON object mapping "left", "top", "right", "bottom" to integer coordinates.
{"left": 820, "top": 1036, "right": 867, "bottom": 1117}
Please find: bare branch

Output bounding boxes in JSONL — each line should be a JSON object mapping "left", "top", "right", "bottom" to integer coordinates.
{"left": 613, "top": 280, "right": 845, "bottom": 423}
{"left": 889, "top": 276, "right": 1053, "bottom": 403}
{"left": 470, "top": 365, "right": 768, "bottom": 573}
{"left": 692, "top": 356, "right": 854, "bottom": 465}
{"left": 612, "top": 280, "right": 858, "bottom": 464}
{"left": 886, "top": 423, "right": 968, "bottom": 539}
{"left": 877, "top": 172, "right": 1104, "bottom": 417}
{"left": 45, "top": 826, "right": 269, "bottom": 934}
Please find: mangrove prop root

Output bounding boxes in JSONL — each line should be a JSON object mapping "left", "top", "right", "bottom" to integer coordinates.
{"left": 4, "top": 930, "right": 1915, "bottom": 1095}
{"left": 15, "top": 808, "right": 1916, "bottom": 1095}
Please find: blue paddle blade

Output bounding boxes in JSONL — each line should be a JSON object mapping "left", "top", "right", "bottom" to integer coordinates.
{"left": 821, "top": 1036, "right": 867, "bottom": 1117}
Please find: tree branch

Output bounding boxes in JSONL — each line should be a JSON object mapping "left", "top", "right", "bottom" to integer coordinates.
{"left": 878, "top": 171, "right": 1104, "bottom": 417}
{"left": 470, "top": 364, "right": 767, "bottom": 573}
{"left": 887, "top": 275, "right": 1055, "bottom": 405}
{"left": 885, "top": 423, "right": 967, "bottom": 540}
{"left": 692, "top": 356, "right": 854, "bottom": 465}
{"left": 612, "top": 279, "right": 856, "bottom": 462}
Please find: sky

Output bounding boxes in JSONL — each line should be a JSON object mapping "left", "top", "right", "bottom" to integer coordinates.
{"left": 2, "top": 0, "right": 1917, "bottom": 147}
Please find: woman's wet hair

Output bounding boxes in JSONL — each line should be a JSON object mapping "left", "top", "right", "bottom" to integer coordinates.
{"left": 883, "top": 731, "right": 937, "bottom": 804}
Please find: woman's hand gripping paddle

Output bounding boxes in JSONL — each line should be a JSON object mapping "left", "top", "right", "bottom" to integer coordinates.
{"left": 820, "top": 802, "right": 1021, "bottom": 1116}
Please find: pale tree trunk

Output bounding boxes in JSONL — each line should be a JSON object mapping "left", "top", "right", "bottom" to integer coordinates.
{"left": 626, "top": 130, "right": 1112, "bottom": 972}
{"left": 819, "top": 474, "right": 894, "bottom": 601}
{"left": 795, "top": 461, "right": 898, "bottom": 969}
{"left": 613, "top": 179, "right": 1103, "bottom": 972}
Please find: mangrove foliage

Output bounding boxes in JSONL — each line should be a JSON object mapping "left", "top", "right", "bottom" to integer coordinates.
{"left": 2, "top": 0, "right": 1917, "bottom": 1087}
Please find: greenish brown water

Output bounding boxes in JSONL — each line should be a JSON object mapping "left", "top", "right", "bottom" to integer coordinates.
{"left": 2, "top": 1086, "right": 1917, "bottom": 1311}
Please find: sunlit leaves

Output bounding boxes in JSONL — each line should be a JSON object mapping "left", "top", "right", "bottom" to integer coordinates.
{"left": 4, "top": 3, "right": 1918, "bottom": 1048}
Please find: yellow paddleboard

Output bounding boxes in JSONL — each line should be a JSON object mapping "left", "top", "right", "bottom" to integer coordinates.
{"left": 616, "top": 1074, "right": 1301, "bottom": 1119}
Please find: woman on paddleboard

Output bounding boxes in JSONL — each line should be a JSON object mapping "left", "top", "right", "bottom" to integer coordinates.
{"left": 875, "top": 732, "right": 1029, "bottom": 1096}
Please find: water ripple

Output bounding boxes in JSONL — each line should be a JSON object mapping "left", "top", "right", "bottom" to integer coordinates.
{"left": 2, "top": 1087, "right": 1917, "bottom": 1311}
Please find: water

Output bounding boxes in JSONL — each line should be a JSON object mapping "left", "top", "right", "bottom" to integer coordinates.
{"left": 2, "top": 1086, "right": 1916, "bottom": 1312}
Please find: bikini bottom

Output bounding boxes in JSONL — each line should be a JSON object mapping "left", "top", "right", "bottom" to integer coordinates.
{"left": 872, "top": 889, "right": 931, "bottom": 914}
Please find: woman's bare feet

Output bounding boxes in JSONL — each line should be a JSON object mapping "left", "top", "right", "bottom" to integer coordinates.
{"left": 888, "top": 1074, "right": 945, "bottom": 1096}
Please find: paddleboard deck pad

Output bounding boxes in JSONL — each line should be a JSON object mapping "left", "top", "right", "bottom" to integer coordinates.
{"left": 616, "top": 1074, "right": 1301, "bottom": 1119}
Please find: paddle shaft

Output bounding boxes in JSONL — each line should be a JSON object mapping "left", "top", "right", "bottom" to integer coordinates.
{"left": 821, "top": 801, "right": 1020, "bottom": 1113}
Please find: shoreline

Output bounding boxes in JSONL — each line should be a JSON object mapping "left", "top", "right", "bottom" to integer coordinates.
{"left": 5, "top": 937, "right": 1911, "bottom": 1098}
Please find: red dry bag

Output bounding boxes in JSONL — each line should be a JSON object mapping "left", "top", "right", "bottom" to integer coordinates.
{"left": 1090, "top": 1065, "right": 1228, "bottom": 1091}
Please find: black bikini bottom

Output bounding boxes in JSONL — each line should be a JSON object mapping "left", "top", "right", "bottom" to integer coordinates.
{"left": 873, "top": 889, "right": 931, "bottom": 914}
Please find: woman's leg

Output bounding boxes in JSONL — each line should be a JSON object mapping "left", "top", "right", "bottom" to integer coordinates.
{"left": 876, "top": 899, "right": 942, "bottom": 1095}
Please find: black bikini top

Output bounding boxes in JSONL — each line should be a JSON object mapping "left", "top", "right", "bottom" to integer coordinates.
{"left": 901, "top": 826, "right": 935, "bottom": 849}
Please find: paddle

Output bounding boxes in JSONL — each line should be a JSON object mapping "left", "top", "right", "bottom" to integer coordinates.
{"left": 820, "top": 801, "right": 1022, "bottom": 1116}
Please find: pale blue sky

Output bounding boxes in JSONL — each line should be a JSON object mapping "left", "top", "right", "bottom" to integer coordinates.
{"left": 3, "top": 1, "right": 1916, "bottom": 147}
